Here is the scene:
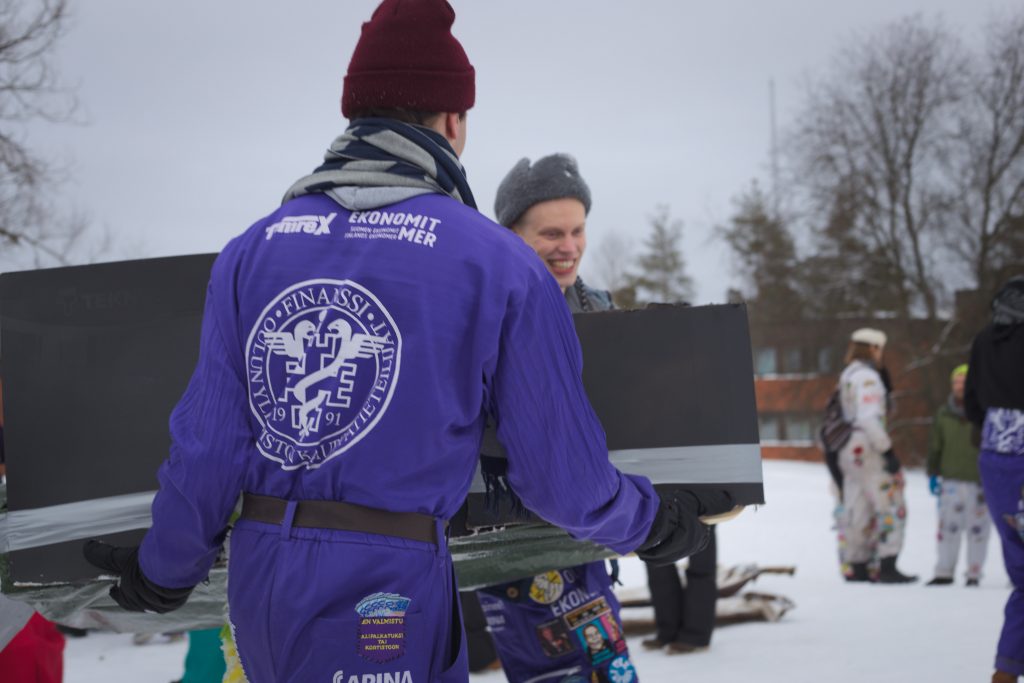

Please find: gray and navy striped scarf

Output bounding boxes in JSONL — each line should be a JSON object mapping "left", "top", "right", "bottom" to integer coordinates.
{"left": 283, "top": 117, "right": 476, "bottom": 210}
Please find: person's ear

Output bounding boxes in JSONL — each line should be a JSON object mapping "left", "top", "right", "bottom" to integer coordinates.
{"left": 444, "top": 112, "right": 460, "bottom": 139}
{"left": 443, "top": 112, "right": 466, "bottom": 156}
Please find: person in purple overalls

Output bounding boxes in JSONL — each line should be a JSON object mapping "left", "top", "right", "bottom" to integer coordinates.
{"left": 82, "top": 3, "right": 731, "bottom": 682}
{"left": 965, "top": 276, "right": 1024, "bottom": 683}
{"left": 474, "top": 157, "right": 737, "bottom": 681}
{"left": 474, "top": 154, "right": 641, "bottom": 683}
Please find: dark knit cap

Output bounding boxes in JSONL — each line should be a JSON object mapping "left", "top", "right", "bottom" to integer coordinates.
{"left": 494, "top": 154, "right": 592, "bottom": 228}
{"left": 342, "top": 0, "right": 476, "bottom": 119}
{"left": 992, "top": 275, "right": 1024, "bottom": 326}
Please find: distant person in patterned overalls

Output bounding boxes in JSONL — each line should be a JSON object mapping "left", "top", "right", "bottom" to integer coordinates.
{"left": 837, "top": 328, "right": 916, "bottom": 583}
{"left": 926, "top": 363, "right": 991, "bottom": 587}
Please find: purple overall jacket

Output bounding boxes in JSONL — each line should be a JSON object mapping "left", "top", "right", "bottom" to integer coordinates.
{"left": 136, "top": 191, "right": 658, "bottom": 682}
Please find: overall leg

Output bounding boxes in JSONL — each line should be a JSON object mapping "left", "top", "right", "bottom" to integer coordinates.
{"left": 228, "top": 519, "right": 462, "bottom": 683}
{"left": 873, "top": 466, "right": 908, "bottom": 560}
{"left": 965, "top": 481, "right": 993, "bottom": 582}
{"left": 839, "top": 439, "right": 874, "bottom": 570}
{"left": 934, "top": 480, "right": 965, "bottom": 580}
{"left": 979, "top": 450, "right": 1024, "bottom": 678}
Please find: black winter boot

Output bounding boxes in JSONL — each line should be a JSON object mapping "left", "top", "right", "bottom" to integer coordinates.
{"left": 846, "top": 562, "right": 872, "bottom": 582}
{"left": 877, "top": 556, "right": 917, "bottom": 584}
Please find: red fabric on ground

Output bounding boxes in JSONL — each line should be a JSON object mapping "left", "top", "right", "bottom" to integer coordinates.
{"left": 0, "top": 612, "right": 65, "bottom": 682}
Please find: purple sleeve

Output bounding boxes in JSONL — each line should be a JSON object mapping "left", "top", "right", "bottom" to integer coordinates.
{"left": 138, "top": 280, "right": 250, "bottom": 588}
{"left": 491, "top": 274, "right": 658, "bottom": 554}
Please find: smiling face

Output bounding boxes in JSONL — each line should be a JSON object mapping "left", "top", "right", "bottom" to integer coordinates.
{"left": 583, "top": 624, "right": 604, "bottom": 650}
{"left": 512, "top": 198, "right": 587, "bottom": 292}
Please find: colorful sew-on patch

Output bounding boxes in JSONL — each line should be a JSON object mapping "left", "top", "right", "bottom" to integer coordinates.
{"left": 529, "top": 571, "right": 565, "bottom": 605}
{"left": 535, "top": 618, "right": 575, "bottom": 658}
{"left": 355, "top": 593, "right": 411, "bottom": 663}
{"left": 575, "top": 621, "right": 614, "bottom": 666}
{"left": 599, "top": 614, "right": 628, "bottom": 654}
{"left": 608, "top": 655, "right": 637, "bottom": 683}
{"left": 564, "top": 597, "right": 611, "bottom": 629}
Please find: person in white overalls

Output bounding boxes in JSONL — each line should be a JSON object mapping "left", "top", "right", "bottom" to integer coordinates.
{"left": 838, "top": 328, "right": 917, "bottom": 583}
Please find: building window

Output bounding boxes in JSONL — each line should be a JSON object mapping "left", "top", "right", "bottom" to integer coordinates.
{"left": 818, "top": 347, "right": 835, "bottom": 374}
{"left": 758, "top": 413, "right": 816, "bottom": 444}
{"left": 754, "top": 347, "right": 777, "bottom": 375}
{"left": 782, "top": 348, "right": 803, "bottom": 373}
{"left": 785, "top": 415, "right": 814, "bottom": 442}
{"left": 759, "top": 415, "right": 780, "bottom": 441}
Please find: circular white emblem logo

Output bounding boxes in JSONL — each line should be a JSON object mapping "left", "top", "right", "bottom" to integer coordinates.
{"left": 246, "top": 279, "right": 401, "bottom": 470}
{"left": 529, "top": 571, "right": 565, "bottom": 605}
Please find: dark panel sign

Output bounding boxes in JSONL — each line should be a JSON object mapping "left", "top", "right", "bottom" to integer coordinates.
{"left": 1, "top": 255, "right": 761, "bottom": 587}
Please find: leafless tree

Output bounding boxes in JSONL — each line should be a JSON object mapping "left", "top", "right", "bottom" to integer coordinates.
{"left": 791, "top": 15, "right": 966, "bottom": 320}
{"left": 0, "top": 0, "right": 94, "bottom": 268}
{"left": 944, "top": 10, "right": 1024, "bottom": 298}
{"left": 588, "top": 232, "right": 635, "bottom": 297}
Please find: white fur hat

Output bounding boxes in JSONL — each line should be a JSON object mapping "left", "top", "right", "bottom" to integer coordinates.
{"left": 850, "top": 328, "right": 887, "bottom": 348}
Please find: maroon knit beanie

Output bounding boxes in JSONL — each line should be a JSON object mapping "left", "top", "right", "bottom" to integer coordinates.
{"left": 342, "top": 0, "right": 476, "bottom": 119}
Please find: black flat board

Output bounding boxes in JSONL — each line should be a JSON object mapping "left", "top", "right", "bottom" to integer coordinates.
{"left": 0, "top": 254, "right": 216, "bottom": 509}
{"left": 1, "top": 255, "right": 761, "bottom": 585}
{"left": 1, "top": 255, "right": 215, "bottom": 583}
{"left": 576, "top": 304, "right": 760, "bottom": 450}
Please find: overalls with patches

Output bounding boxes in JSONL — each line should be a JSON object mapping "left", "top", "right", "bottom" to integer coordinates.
{"left": 136, "top": 193, "right": 659, "bottom": 683}
{"left": 476, "top": 281, "right": 638, "bottom": 683}
{"left": 837, "top": 360, "right": 906, "bottom": 564}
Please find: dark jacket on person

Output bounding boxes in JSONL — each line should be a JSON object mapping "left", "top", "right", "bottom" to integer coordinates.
{"left": 927, "top": 398, "right": 980, "bottom": 482}
{"left": 965, "top": 323, "right": 1024, "bottom": 427}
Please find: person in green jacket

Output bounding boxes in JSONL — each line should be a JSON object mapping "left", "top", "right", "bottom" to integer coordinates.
{"left": 926, "top": 364, "right": 992, "bottom": 586}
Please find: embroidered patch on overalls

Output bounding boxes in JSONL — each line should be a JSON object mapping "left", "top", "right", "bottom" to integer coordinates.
{"left": 608, "top": 655, "right": 637, "bottom": 683}
{"left": 1004, "top": 486, "right": 1024, "bottom": 542}
{"left": 246, "top": 279, "right": 402, "bottom": 470}
{"left": 529, "top": 571, "right": 565, "bottom": 605}
{"left": 355, "top": 592, "right": 411, "bottom": 663}
{"left": 535, "top": 618, "right": 575, "bottom": 658}
{"left": 599, "top": 613, "right": 627, "bottom": 653}
{"left": 564, "top": 596, "right": 611, "bottom": 630}
{"left": 575, "top": 621, "right": 615, "bottom": 666}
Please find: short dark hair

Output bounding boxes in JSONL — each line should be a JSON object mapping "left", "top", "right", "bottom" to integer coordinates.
{"left": 348, "top": 108, "right": 465, "bottom": 126}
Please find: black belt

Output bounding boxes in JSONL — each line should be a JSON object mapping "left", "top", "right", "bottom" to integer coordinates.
{"left": 240, "top": 493, "right": 442, "bottom": 545}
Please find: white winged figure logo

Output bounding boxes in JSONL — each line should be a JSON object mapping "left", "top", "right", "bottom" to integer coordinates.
{"left": 246, "top": 279, "right": 402, "bottom": 470}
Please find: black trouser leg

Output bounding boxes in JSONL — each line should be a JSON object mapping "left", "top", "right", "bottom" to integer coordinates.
{"left": 678, "top": 526, "right": 717, "bottom": 646}
{"left": 645, "top": 560, "right": 684, "bottom": 642}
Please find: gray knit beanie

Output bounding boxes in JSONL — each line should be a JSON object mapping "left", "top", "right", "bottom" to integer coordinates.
{"left": 493, "top": 154, "right": 592, "bottom": 228}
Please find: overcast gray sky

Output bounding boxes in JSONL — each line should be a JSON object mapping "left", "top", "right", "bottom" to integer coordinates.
{"left": 22, "top": 0, "right": 1009, "bottom": 302}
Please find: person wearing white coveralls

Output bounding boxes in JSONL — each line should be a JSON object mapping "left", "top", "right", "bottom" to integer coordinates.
{"left": 838, "top": 328, "right": 917, "bottom": 583}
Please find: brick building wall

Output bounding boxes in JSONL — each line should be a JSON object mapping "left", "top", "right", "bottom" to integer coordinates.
{"left": 749, "top": 315, "right": 968, "bottom": 468}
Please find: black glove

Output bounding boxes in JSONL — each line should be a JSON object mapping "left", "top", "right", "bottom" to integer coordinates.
{"left": 882, "top": 449, "right": 901, "bottom": 475}
{"left": 636, "top": 490, "right": 734, "bottom": 566}
{"left": 83, "top": 540, "right": 194, "bottom": 614}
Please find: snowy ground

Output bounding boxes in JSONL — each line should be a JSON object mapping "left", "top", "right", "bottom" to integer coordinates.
{"left": 63, "top": 460, "right": 1010, "bottom": 682}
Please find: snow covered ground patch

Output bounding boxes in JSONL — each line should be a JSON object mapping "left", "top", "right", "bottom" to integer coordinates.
{"left": 64, "top": 460, "right": 1010, "bottom": 682}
